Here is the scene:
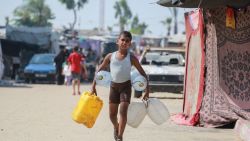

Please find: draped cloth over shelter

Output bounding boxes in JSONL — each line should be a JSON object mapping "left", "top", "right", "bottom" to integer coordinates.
{"left": 171, "top": 9, "right": 205, "bottom": 126}
{"left": 199, "top": 7, "right": 250, "bottom": 127}
{"left": 172, "top": 7, "right": 250, "bottom": 127}
{"left": 157, "top": 0, "right": 250, "bottom": 8}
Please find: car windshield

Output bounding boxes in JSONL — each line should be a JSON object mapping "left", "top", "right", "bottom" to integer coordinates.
{"left": 141, "top": 51, "right": 184, "bottom": 66}
{"left": 30, "top": 54, "right": 55, "bottom": 64}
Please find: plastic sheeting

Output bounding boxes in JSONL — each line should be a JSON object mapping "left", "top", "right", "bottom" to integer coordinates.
{"left": 6, "top": 25, "right": 59, "bottom": 53}
{"left": 0, "top": 41, "right": 4, "bottom": 80}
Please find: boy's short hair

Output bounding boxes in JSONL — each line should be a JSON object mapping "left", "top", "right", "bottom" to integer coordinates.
{"left": 119, "top": 31, "right": 132, "bottom": 41}
{"left": 73, "top": 46, "right": 79, "bottom": 52}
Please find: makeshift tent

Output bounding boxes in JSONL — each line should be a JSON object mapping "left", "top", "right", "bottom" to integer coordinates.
{"left": 158, "top": 1, "right": 250, "bottom": 127}
{"left": 0, "top": 41, "right": 4, "bottom": 80}
{"left": 6, "top": 25, "right": 60, "bottom": 53}
{"left": 157, "top": 0, "right": 250, "bottom": 8}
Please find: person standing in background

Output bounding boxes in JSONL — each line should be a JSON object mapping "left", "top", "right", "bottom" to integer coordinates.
{"left": 11, "top": 56, "right": 21, "bottom": 80}
{"left": 86, "top": 48, "right": 97, "bottom": 81}
{"left": 79, "top": 48, "right": 88, "bottom": 81}
{"left": 67, "top": 46, "right": 83, "bottom": 95}
{"left": 54, "top": 45, "right": 67, "bottom": 85}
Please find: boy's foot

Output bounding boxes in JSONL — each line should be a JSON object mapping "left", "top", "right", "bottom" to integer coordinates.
{"left": 72, "top": 92, "right": 75, "bottom": 95}
{"left": 114, "top": 128, "right": 118, "bottom": 140}
{"left": 116, "top": 138, "right": 122, "bottom": 141}
{"left": 78, "top": 91, "right": 81, "bottom": 95}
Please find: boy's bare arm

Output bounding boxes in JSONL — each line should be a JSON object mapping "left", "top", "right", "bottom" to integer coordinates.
{"left": 96, "top": 53, "right": 112, "bottom": 72}
{"left": 91, "top": 53, "right": 112, "bottom": 95}
{"left": 131, "top": 55, "right": 149, "bottom": 99}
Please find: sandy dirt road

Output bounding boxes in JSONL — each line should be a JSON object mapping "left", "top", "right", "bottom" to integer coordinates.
{"left": 0, "top": 84, "right": 240, "bottom": 141}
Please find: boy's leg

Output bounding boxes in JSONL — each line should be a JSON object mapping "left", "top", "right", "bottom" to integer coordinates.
{"left": 109, "top": 103, "right": 119, "bottom": 128}
{"left": 77, "top": 79, "right": 81, "bottom": 94}
{"left": 66, "top": 76, "right": 69, "bottom": 85}
{"left": 118, "top": 102, "right": 129, "bottom": 140}
{"left": 109, "top": 103, "right": 119, "bottom": 140}
{"left": 68, "top": 76, "right": 72, "bottom": 85}
{"left": 75, "top": 73, "right": 81, "bottom": 94}
{"left": 72, "top": 79, "right": 76, "bottom": 95}
{"left": 64, "top": 76, "right": 67, "bottom": 85}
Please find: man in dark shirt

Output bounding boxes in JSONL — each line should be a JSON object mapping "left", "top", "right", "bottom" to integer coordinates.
{"left": 54, "top": 45, "right": 67, "bottom": 85}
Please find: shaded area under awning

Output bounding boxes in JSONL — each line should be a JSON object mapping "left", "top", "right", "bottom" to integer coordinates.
{"left": 1, "top": 39, "right": 39, "bottom": 57}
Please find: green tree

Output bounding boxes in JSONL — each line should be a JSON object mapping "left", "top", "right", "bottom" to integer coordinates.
{"left": 107, "top": 26, "right": 113, "bottom": 33}
{"left": 168, "top": 8, "right": 178, "bottom": 34}
{"left": 5, "top": 17, "right": 9, "bottom": 25}
{"left": 131, "top": 15, "right": 139, "bottom": 29}
{"left": 130, "top": 15, "right": 147, "bottom": 35}
{"left": 161, "top": 17, "right": 172, "bottom": 36}
{"left": 114, "top": 0, "right": 132, "bottom": 32}
{"left": 13, "top": 0, "right": 54, "bottom": 27}
{"left": 59, "top": 0, "right": 88, "bottom": 30}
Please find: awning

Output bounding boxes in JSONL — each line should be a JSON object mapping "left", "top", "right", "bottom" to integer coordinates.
{"left": 157, "top": 0, "right": 250, "bottom": 8}
{"left": 0, "top": 39, "right": 39, "bottom": 57}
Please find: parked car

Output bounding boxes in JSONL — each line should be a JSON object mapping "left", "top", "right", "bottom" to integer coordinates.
{"left": 133, "top": 47, "right": 185, "bottom": 97}
{"left": 24, "top": 53, "right": 56, "bottom": 84}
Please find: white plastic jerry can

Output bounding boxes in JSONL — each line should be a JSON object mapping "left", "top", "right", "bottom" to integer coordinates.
{"left": 147, "top": 98, "right": 170, "bottom": 125}
{"left": 127, "top": 100, "right": 147, "bottom": 128}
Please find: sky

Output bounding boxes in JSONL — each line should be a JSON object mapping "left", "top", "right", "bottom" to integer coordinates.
{"left": 0, "top": 0, "right": 191, "bottom": 36}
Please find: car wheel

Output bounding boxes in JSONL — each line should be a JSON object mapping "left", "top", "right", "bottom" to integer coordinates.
{"left": 134, "top": 90, "right": 142, "bottom": 98}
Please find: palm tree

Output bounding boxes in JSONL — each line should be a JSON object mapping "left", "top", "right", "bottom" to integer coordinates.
{"left": 107, "top": 26, "right": 113, "bottom": 33}
{"left": 168, "top": 8, "right": 178, "bottom": 34}
{"left": 13, "top": 0, "right": 54, "bottom": 27}
{"left": 161, "top": 17, "right": 172, "bottom": 36}
{"left": 130, "top": 15, "right": 147, "bottom": 35}
{"left": 59, "top": 0, "right": 88, "bottom": 30}
{"left": 5, "top": 17, "right": 9, "bottom": 25}
{"left": 114, "top": 0, "right": 132, "bottom": 32}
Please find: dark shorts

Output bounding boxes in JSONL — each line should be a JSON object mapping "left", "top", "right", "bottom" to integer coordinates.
{"left": 71, "top": 72, "right": 81, "bottom": 80}
{"left": 109, "top": 80, "right": 131, "bottom": 104}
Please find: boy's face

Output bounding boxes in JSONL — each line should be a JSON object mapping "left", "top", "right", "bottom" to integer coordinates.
{"left": 117, "top": 35, "right": 131, "bottom": 50}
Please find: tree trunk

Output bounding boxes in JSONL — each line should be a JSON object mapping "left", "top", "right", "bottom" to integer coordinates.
{"left": 174, "top": 19, "right": 178, "bottom": 34}
{"left": 119, "top": 17, "right": 125, "bottom": 32}
{"left": 71, "top": 8, "right": 77, "bottom": 30}
{"left": 167, "top": 26, "right": 171, "bottom": 36}
{"left": 120, "top": 25, "right": 124, "bottom": 32}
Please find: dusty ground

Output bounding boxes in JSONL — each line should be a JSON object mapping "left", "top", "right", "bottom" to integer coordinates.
{"left": 0, "top": 84, "right": 241, "bottom": 141}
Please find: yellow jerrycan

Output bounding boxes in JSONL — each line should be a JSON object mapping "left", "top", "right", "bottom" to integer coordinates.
{"left": 72, "top": 91, "right": 103, "bottom": 128}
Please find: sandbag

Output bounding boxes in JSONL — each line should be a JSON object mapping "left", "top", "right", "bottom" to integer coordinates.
{"left": 72, "top": 91, "right": 103, "bottom": 128}
{"left": 127, "top": 100, "right": 147, "bottom": 128}
{"left": 147, "top": 98, "right": 170, "bottom": 125}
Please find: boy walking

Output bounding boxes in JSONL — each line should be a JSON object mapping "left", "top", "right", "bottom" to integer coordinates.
{"left": 68, "top": 46, "right": 83, "bottom": 95}
{"left": 91, "top": 31, "right": 149, "bottom": 141}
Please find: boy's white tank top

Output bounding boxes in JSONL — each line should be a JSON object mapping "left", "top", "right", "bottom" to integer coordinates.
{"left": 110, "top": 51, "right": 131, "bottom": 83}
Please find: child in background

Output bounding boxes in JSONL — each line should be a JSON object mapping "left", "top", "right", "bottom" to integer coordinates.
{"left": 62, "top": 61, "right": 72, "bottom": 86}
{"left": 68, "top": 47, "right": 83, "bottom": 95}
